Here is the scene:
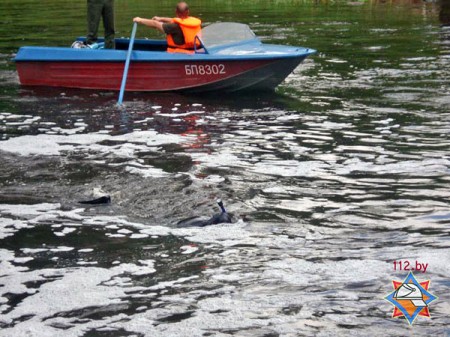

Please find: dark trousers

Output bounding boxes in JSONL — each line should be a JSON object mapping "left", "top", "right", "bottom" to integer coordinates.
{"left": 86, "top": 0, "right": 115, "bottom": 49}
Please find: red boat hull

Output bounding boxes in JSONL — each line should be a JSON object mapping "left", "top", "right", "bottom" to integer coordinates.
{"left": 16, "top": 58, "right": 300, "bottom": 93}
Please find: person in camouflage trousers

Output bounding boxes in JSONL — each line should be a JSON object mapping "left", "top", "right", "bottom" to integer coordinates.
{"left": 86, "top": 0, "right": 115, "bottom": 49}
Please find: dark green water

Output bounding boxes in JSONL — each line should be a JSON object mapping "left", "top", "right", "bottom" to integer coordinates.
{"left": 1, "top": 1, "right": 448, "bottom": 109}
{"left": 0, "top": 1, "right": 449, "bottom": 336}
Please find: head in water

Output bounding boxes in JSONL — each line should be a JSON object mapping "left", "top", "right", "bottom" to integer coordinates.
{"left": 176, "top": 2, "right": 190, "bottom": 19}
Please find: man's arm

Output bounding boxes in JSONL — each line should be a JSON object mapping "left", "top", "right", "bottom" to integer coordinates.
{"left": 152, "top": 16, "right": 173, "bottom": 23}
{"left": 133, "top": 17, "right": 165, "bottom": 33}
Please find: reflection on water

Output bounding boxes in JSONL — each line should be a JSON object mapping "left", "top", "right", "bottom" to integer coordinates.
{"left": 0, "top": 0, "right": 450, "bottom": 336}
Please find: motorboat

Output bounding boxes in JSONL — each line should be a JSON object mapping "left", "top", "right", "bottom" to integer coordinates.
{"left": 15, "top": 22, "right": 316, "bottom": 93}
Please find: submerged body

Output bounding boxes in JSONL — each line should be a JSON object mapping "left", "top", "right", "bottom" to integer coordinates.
{"left": 14, "top": 23, "right": 316, "bottom": 93}
{"left": 177, "top": 199, "right": 233, "bottom": 227}
{"left": 78, "top": 195, "right": 111, "bottom": 205}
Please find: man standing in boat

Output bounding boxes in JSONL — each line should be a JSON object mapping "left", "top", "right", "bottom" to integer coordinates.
{"left": 133, "top": 2, "right": 201, "bottom": 54}
{"left": 86, "top": 0, "right": 115, "bottom": 49}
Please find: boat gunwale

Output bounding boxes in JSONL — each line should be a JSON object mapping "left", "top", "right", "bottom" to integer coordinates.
{"left": 14, "top": 46, "right": 316, "bottom": 62}
{"left": 14, "top": 36, "right": 316, "bottom": 63}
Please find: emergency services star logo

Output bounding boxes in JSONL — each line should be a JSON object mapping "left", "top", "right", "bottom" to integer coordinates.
{"left": 385, "top": 272, "right": 437, "bottom": 325}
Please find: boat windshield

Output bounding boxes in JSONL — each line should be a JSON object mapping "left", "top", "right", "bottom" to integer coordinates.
{"left": 197, "top": 22, "right": 257, "bottom": 50}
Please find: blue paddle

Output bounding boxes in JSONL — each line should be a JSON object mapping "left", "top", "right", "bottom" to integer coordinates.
{"left": 118, "top": 22, "right": 138, "bottom": 105}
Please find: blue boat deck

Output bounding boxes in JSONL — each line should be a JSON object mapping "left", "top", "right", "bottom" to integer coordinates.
{"left": 15, "top": 22, "right": 316, "bottom": 63}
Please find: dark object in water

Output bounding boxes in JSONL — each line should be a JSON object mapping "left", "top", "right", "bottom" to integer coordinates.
{"left": 78, "top": 195, "right": 111, "bottom": 205}
{"left": 177, "top": 199, "right": 232, "bottom": 227}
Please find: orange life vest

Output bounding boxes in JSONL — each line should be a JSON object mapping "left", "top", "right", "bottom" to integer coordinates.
{"left": 166, "top": 16, "right": 201, "bottom": 54}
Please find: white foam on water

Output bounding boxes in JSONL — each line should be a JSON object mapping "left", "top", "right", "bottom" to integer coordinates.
{"left": 158, "top": 111, "right": 205, "bottom": 117}
{"left": 78, "top": 248, "right": 94, "bottom": 253}
{"left": 13, "top": 257, "right": 34, "bottom": 264}
{"left": 0, "top": 203, "right": 61, "bottom": 217}
{"left": 200, "top": 174, "right": 226, "bottom": 183}
{"left": 76, "top": 260, "right": 98, "bottom": 266}
{"left": 364, "top": 46, "right": 389, "bottom": 51}
{"left": 138, "top": 226, "right": 171, "bottom": 237}
{"left": 54, "top": 227, "right": 76, "bottom": 237}
{"left": 0, "top": 258, "right": 165, "bottom": 334}
{"left": 136, "top": 305, "right": 148, "bottom": 311}
{"left": 0, "top": 134, "right": 108, "bottom": 156}
{"left": 106, "top": 233, "right": 126, "bottom": 238}
{"left": 0, "top": 203, "right": 64, "bottom": 240}
{"left": 1, "top": 200, "right": 448, "bottom": 337}
{"left": 0, "top": 130, "right": 188, "bottom": 178}
{"left": 190, "top": 149, "right": 250, "bottom": 169}
{"left": 263, "top": 258, "right": 389, "bottom": 286}
{"left": 276, "top": 114, "right": 301, "bottom": 121}
{"left": 336, "top": 157, "right": 450, "bottom": 176}
{"left": 171, "top": 221, "right": 251, "bottom": 247}
{"left": 125, "top": 165, "right": 169, "bottom": 178}
{"left": 117, "top": 228, "right": 133, "bottom": 234}
{"left": 49, "top": 246, "right": 75, "bottom": 252}
{"left": 21, "top": 248, "right": 49, "bottom": 254}
{"left": 0, "top": 267, "right": 122, "bottom": 319}
{"left": 251, "top": 160, "right": 329, "bottom": 178}
{"left": 326, "top": 58, "right": 347, "bottom": 63}
{"left": 0, "top": 217, "right": 25, "bottom": 239}
{"left": 180, "top": 245, "right": 199, "bottom": 254}
{"left": 275, "top": 198, "right": 342, "bottom": 213}
{"left": 0, "top": 249, "right": 29, "bottom": 277}
{"left": 130, "top": 233, "right": 149, "bottom": 239}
